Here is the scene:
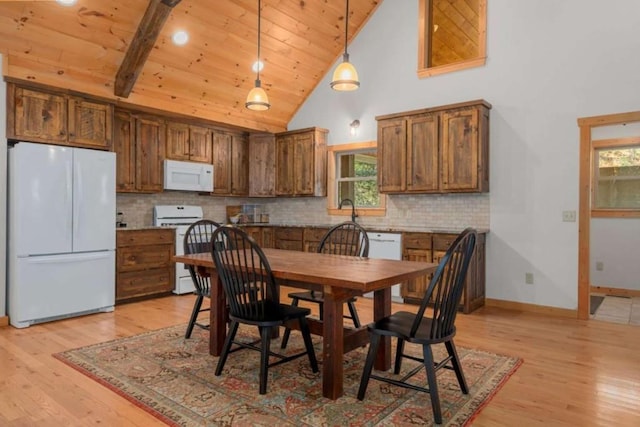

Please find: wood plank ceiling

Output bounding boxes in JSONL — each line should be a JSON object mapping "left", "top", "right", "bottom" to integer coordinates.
{"left": 0, "top": 0, "right": 381, "bottom": 133}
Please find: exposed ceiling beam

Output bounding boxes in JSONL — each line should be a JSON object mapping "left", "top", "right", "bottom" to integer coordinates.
{"left": 114, "top": 0, "right": 181, "bottom": 98}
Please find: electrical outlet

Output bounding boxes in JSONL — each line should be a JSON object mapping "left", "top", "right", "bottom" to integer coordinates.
{"left": 525, "top": 272, "right": 534, "bottom": 284}
{"left": 562, "top": 210, "right": 576, "bottom": 222}
{"left": 596, "top": 261, "right": 604, "bottom": 271}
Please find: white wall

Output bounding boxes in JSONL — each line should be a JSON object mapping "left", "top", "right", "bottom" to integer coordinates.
{"left": 591, "top": 219, "right": 640, "bottom": 290}
{"left": 289, "top": 0, "right": 640, "bottom": 309}
{"left": 1, "top": 53, "right": 7, "bottom": 317}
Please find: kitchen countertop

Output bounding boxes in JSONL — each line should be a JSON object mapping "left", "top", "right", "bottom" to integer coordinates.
{"left": 116, "top": 224, "right": 488, "bottom": 234}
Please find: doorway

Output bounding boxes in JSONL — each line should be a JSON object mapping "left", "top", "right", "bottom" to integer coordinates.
{"left": 577, "top": 111, "right": 640, "bottom": 321}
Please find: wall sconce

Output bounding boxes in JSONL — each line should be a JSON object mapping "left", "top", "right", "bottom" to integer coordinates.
{"left": 350, "top": 119, "right": 360, "bottom": 136}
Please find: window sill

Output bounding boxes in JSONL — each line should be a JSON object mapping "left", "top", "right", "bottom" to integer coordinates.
{"left": 591, "top": 209, "right": 640, "bottom": 218}
{"left": 328, "top": 207, "right": 386, "bottom": 218}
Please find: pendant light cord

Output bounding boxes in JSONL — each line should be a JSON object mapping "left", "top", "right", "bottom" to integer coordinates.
{"left": 344, "top": 0, "right": 349, "bottom": 56}
{"left": 257, "top": 0, "right": 262, "bottom": 81}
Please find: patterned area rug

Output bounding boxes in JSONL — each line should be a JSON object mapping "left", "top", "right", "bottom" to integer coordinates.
{"left": 54, "top": 325, "right": 522, "bottom": 426}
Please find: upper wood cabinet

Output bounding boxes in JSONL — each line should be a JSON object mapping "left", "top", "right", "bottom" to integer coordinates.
{"left": 67, "top": 97, "right": 113, "bottom": 149}
{"left": 165, "top": 122, "right": 212, "bottom": 163}
{"left": 249, "top": 133, "right": 276, "bottom": 197}
{"left": 112, "top": 110, "right": 165, "bottom": 193}
{"left": 275, "top": 127, "right": 328, "bottom": 197}
{"left": 377, "top": 100, "right": 490, "bottom": 194}
{"left": 7, "top": 84, "right": 112, "bottom": 149}
{"left": 212, "top": 130, "right": 249, "bottom": 196}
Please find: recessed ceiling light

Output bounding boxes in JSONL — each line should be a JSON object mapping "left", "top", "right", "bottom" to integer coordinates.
{"left": 172, "top": 30, "right": 189, "bottom": 46}
{"left": 56, "top": 0, "right": 77, "bottom": 6}
{"left": 252, "top": 60, "right": 264, "bottom": 73}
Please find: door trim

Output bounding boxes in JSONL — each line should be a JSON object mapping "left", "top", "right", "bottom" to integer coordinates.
{"left": 576, "top": 110, "right": 640, "bottom": 320}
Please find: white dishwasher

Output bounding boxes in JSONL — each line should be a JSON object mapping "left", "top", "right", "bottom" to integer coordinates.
{"left": 366, "top": 232, "right": 403, "bottom": 302}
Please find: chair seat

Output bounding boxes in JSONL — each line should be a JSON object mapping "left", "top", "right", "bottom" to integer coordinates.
{"left": 229, "top": 301, "right": 311, "bottom": 326}
{"left": 287, "top": 291, "right": 357, "bottom": 304}
{"left": 368, "top": 311, "right": 454, "bottom": 344}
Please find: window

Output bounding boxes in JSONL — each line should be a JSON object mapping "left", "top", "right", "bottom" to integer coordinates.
{"left": 418, "top": 0, "right": 487, "bottom": 78}
{"left": 592, "top": 139, "right": 640, "bottom": 212}
{"left": 327, "top": 141, "right": 386, "bottom": 218}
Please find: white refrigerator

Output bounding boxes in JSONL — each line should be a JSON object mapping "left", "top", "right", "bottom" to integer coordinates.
{"left": 8, "top": 142, "right": 116, "bottom": 328}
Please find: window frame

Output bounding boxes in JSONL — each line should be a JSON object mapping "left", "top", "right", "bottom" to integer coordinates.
{"left": 327, "top": 141, "right": 386, "bottom": 218}
{"left": 418, "top": 0, "right": 487, "bottom": 78}
{"left": 591, "top": 136, "right": 640, "bottom": 218}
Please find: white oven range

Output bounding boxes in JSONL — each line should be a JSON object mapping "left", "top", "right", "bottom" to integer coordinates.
{"left": 153, "top": 205, "right": 205, "bottom": 295}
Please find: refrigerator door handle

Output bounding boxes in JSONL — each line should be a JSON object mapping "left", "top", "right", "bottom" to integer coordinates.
{"left": 66, "top": 159, "right": 74, "bottom": 236}
{"left": 73, "top": 159, "right": 82, "bottom": 239}
{"left": 25, "top": 251, "right": 112, "bottom": 264}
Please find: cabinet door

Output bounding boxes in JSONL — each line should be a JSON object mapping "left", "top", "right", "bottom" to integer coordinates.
{"left": 113, "top": 110, "right": 135, "bottom": 192}
{"left": 407, "top": 114, "right": 439, "bottom": 192}
{"left": 135, "top": 116, "right": 165, "bottom": 192}
{"left": 189, "top": 125, "right": 212, "bottom": 163}
{"left": 249, "top": 133, "right": 276, "bottom": 196}
{"left": 243, "top": 227, "right": 263, "bottom": 246}
{"left": 230, "top": 133, "right": 249, "bottom": 195}
{"left": 401, "top": 248, "right": 432, "bottom": 301}
{"left": 212, "top": 131, "right": 231, "bottom": 194}
{"left": 12, "top": 87, "right": 67, "bottom": 143}
{"left": 275, "top": 135, "right": 295, "bottom": 195}
{"left": 68, "top": 98, "right": 113, "bottom": 149}
{"left": 441, "top": 108, "right": 479, "bottom": 191}
{"left": 165, "top": 122, "right": 190, "bottom": 160}
{"left": 377, "top": 118, "right": 407, "bottom": 193}
{"left": 293, "top": 132, "right": 314, "bottom": 195}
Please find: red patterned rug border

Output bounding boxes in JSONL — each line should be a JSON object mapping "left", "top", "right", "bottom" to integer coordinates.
{"left": 53, "top": 352, "right": 180, "bottom": 427}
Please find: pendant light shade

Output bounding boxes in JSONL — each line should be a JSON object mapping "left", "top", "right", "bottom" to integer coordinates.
{"left": 331, "top": 0, "right": 359, "bottom": 91}
{"left": 246, "top": 0, "right": 270, "bottom": 111}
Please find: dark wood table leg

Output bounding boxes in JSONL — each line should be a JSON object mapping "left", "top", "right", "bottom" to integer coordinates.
{"left": 322, "top": 286, "right": 346, "bottom": 400}
{"left": 208, "top": 269, "right": 226, "bottom": 356}
{"left": 373, "top": 287, "right": 392, "bottom": 371}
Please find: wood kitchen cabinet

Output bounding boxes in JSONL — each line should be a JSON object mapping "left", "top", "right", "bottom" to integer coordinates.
{"left": 8, "top": 84, "right": 112, "bottom": 149}
{"left": 401, "top": 231, "right": 486, "bottom": 313}
{"left": 377, "top": 100, "right": 490, "bottom": 194}
{"left": 249, "top": 133, "right": 276, "bottom": 197}
{"left": 116, "top": 228, "right": 175, "bottom": 303}
{"left": 165, "top": 122, "right": 212, "bottom": 163}
{"left": 112, "top": 110, "right": 165, "bottom": 193}
{"left": 401, "top": 232, "right": 433, "bottom": 301}
{"left": 273, "top": 227, "right": 304, "bottom": 251}
{"left": 275, "top": 127, "right": 328, "bottom": 197}
{"left": 303, "top": 227, "right": 330, "bottom": 252}
{"left": 212, "top": 130, "right": 249, "bottom": 196}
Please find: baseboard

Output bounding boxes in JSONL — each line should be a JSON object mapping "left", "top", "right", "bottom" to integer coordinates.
{"left": 0, "top": 316, "right": 8, "bottom": 327}
{"left": 485, "top": 298, "right": 577, "bottom": 318}
{"left": 590, "top": 286, "right": 640, "bottom": 298}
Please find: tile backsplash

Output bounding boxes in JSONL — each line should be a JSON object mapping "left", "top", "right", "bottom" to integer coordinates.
{"left": 117, "top": 191, "right": 489, "bottom": 231}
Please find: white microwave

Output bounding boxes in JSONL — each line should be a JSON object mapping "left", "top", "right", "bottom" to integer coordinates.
{"left": 163, "top": 160, "right": 214, "bottom": 192}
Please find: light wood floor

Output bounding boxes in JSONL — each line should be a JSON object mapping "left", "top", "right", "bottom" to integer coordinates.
{"left": 1, "top": 291, "right": 639, "bottom": 426}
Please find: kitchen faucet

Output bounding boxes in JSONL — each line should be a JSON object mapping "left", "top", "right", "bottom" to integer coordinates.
{"left": 339, "top": 198, "right": 358, "bottom": 222}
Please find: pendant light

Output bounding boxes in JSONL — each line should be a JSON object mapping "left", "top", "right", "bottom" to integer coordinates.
{"left": 246, "top": 0, "right": 270, "bottom": 111}
{"left": 330, "top": 0, "right": 359, "bottom": 91}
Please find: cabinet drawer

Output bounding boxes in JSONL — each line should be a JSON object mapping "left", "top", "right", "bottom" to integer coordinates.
{"left": 304, "top": 227, "right": 329, "bottom": 242}
{"left": 274, "top": 227, "right": 304, "bottom": 240}
{"left": 117, "top": 244, "right": 173, "bottom": 272}
{"left": 117, "top": 229, "right": 174, "bottom": 246}
{"left": 402, "top": 232, "right": 432, "bottom": 249}
{"left": 433, "top": 234, "right": 458, "bottom": 251}
{"left": 116, "top": 268, "right": 173, "bottom": 301}
{"left": 276, "top": 239, "right": 304, "bottom": 252}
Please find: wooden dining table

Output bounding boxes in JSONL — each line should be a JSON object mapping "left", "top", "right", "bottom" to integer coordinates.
{"left": 174, "top": 248, "right": 437, "bottom": 400}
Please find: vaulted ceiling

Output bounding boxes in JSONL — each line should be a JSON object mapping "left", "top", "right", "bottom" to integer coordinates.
{"left": 0, "top": 0, "right": 381, "bottom": 133}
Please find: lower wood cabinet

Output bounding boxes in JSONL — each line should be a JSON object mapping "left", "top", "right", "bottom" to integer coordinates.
{"left": 116, "top": 228, "right": 175, "bottom": 303}
{"left": 273, "top": 227, "right": 304, "bottom": 251}
{"left": 401, "top": 231, "right": 485, "bottom": 313}
{"left": 303, "top": 227, "right": 329, "bottom": 252}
